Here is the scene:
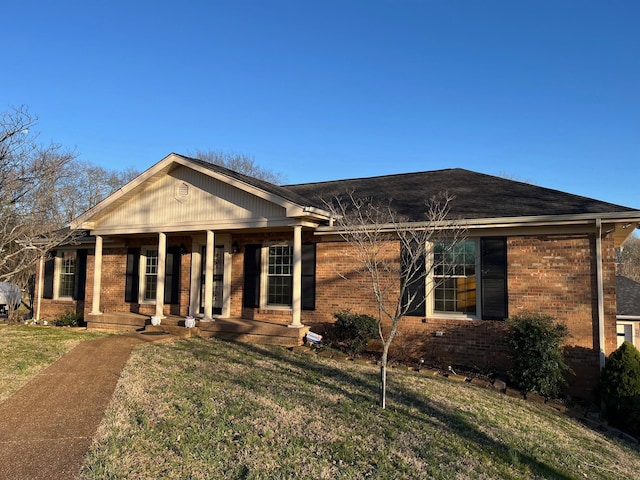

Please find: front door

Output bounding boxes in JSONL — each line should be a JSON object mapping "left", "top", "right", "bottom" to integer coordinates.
{"left": 200, "top": 245, "right": 224, "bottom": 315}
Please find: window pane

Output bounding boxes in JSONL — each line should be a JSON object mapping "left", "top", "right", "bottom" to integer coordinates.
{"left": 145, "top": 276, "right": 157, "bottom": 301}
{"left": 144, "top": 250, "right": 158, "bottom": 301}
{"left": 59, "top": 252, "right": 76, "bottom": 297}
{"left": 267, "top": 245, "right": 292, "bottom": 306}
{"left": 268, "top": 276, "right": 292, "bottom": 305}
{"left": 433, "top": 240, "right": 476, "bottom": 315}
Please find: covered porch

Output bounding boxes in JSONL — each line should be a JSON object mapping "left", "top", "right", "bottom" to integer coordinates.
{"left": 86, "top": 225, "right": 310, "bottom": 326}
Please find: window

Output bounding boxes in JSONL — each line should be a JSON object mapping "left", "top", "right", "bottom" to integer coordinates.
{"left": 42, "top": 249, "right": 87, "bottom": 301}
{"left": 267, "top": 244, "right": 293, "bottom": 306}
{"left": 433, "top": 240, "right": 477, "bottom": 315}
{"left": 243, "top": 242, "right": 316, "bottom": 310}
{"left": 421, "top": 237, "right": 507, "bottom": 320}
{"left": 58, "top": 251, "right": 76, "bottom": 298}
{"left": 125, "top": 247, "right": 180, "bottom": 305}
{"left": 142, "top": 248, "right": 158, "bottom": 302}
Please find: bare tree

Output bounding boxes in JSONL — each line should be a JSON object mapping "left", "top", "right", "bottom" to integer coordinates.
{"left": 324, "top": 192, "right": 466, "bottom": 408}
{"left": 617, "top": 234, "right": 640, "bottom": 282}
{"left": 54, "top": 161, "right": 140, "bottom": 222}
{"left": 0, "top": 106, "right": 78, "bottom": 312}
{"left": 190, "top": 149, "right": 286, "bottom": 184}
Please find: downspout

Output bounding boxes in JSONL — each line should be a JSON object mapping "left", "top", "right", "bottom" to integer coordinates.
{"left": 595, "top": 218, "right": 606, "bottom": 370}
{"left": 35, "top": 255, "right": 44, "bottom": 322}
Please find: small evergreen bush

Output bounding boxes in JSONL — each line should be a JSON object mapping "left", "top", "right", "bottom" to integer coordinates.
{"left": 599, "top": 341, "right": 640, "bottom": 437}
{"left": 505, "top": 312, "right": 571, "bottom": 399}
{"left": 331, "top": 311, "right": 378, "bottom": 357}
{"left": 54, "top": 311, "right": 84, "bottom": 327}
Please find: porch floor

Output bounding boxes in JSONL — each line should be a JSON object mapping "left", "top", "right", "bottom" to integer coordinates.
{"left": 86, "top": 312, "right": 310, "bottom": 347}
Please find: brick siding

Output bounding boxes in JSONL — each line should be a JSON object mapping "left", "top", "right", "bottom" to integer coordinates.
{"left": 36, "top": 230, "right": 617, "bottom": 399}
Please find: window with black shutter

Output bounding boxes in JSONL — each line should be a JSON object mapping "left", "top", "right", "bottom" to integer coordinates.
{"left": 429, "top": 237, "right": 508, "bottom": 320}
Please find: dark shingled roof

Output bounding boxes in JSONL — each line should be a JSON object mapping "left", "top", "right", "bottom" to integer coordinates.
{"left": 180, "top": 155, "right": 315, "bottom": 207}
{"left": 617, "top": 276, "right": 640, "bottom": 317}
{"left": 284, "top": 168, "right": 637, "bottom": 221}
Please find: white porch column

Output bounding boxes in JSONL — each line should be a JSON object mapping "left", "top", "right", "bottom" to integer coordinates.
{"left": 203, "top": 230, "right": 215, "bottom": 321}
{"left": 90, "top": 235, "right": 103, "bottom": 315}
{"left": 289, "top": 225, "right": 303, "bottom": 328}
{"left": 155, "top": 232, "right": 166, "bottom": 318}
{"left": 35, "top": 255, "right": 44, "bottom": 321}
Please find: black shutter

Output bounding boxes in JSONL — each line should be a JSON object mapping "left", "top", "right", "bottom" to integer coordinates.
{"left": 301, "top": 243, "right": 316, "bottom": 310}
{"left": 401, "top": 240, "right": 426, "bottom": 316}
{"left": 42, "top": 252, "right": 55, "bottom": 299}
{"left": 164, "top": 247, "right": 181, "bottom": 304}
{"left": 243, "top": 244, "right": 261, "bottom": 308}
{"left": 73, "top": 249, "right": 88, "bottom": 301}
{"left": 481, "top": 237, "right": 508, "bottom": 320}
{"left": 125, "top": 248, "right": 140, "bottom": 303}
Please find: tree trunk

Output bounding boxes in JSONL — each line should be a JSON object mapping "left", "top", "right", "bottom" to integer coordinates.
{"left": 379, "top": 344, "right": 390, "bottom": 409}
{"left": 380, "top": 364, "right": 387, "bottom": 409}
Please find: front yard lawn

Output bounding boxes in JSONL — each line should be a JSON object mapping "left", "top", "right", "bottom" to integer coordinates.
{"left": 80, "top": 337, "right": 640, "bottom": 479}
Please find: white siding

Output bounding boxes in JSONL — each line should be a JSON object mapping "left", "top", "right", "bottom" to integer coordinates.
{"left": 93, "top": 166, "right": 287, "bottom": 229}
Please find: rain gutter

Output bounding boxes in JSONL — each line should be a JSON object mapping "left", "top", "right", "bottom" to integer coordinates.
{"left": 596, "top": 218, "right": 606, "bottom": 370}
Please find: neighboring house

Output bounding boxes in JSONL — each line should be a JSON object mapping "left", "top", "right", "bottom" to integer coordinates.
{"left": 34, "top": 153, "right": 640, "bottom": 397}
{"left": 616, "top": 275, "right": 640, "bottom": 349}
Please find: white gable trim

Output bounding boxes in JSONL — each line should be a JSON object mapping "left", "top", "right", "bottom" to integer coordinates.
{"left": 71, "top": 153, "right": 330, "bottom": 230}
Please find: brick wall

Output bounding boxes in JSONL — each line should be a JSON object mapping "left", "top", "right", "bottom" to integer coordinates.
{"left": 298, "top": 232, "right": 615, "bottom": 398}
{"left": 37, "top": 229, "right": 616, "bottom": 398}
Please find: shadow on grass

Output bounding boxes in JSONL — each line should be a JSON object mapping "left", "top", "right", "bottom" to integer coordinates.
{"left": 194, "top": 338, "right": 573, "bottom": 479}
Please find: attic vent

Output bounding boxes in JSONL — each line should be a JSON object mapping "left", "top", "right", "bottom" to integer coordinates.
{"left": 175, "top": 182, "right": 190, "bottom": 203}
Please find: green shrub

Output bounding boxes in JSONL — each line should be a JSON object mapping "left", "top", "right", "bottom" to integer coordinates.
{"left": 599, "top": 341, "right": 640, "bottom": 436}
{"left": 54, "top": 311, "right": 84, "bottom": 327}
{"left": 505, "top": 312, "right": 571, "bottom": 399}
{"left": 331, "top": 311, "right": 378, "bottom": 357}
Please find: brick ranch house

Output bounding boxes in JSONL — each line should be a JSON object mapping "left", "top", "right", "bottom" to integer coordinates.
{"left": 34, "top": 153, "right": 640, "bottom": 397}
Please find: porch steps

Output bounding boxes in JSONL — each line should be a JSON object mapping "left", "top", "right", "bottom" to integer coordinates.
{"left": 86, "top": 313, "right": 310, "bottom": 346}
{"left": 86, "top": 313, "right": 146, "bottom": 333}
{"left": 197, "top": 317, "right": 309, "bottom": 346}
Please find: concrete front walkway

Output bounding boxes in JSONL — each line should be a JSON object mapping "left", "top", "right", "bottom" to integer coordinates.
{"left": 0, "top": 332, "right": 171, "bottom": 480}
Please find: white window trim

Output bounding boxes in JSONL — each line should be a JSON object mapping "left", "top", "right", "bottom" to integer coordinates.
{"left": 53, "top": 249, "right": 77, "bottom": 300}
{"left": 616, "top": 321, "right": 636, "bottom": 348}
{"left": 139, "top": 246, "right": 158, "bottom": 304}
{"left": 426, "top": 238, "right": 481, "bottom": 321}
{"left": 189, "top": 235, "right": 232, "bottom": 318}
{"left": 260, "top": 242, "right": 293, "bottom": 311}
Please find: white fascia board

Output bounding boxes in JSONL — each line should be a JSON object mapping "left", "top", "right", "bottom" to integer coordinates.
{"left": 88, "top": 217, "right": 317, "bottom": 235}
{"left": 617, "top": 315, "right": 640, "bottom": 321}
{"left": 314, "top": 211, "right": 640, "bottom": 235}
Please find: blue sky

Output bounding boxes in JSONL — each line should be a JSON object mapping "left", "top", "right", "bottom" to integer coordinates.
{"left": 3, "top": 1, "right": 639, "bottom": 209}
